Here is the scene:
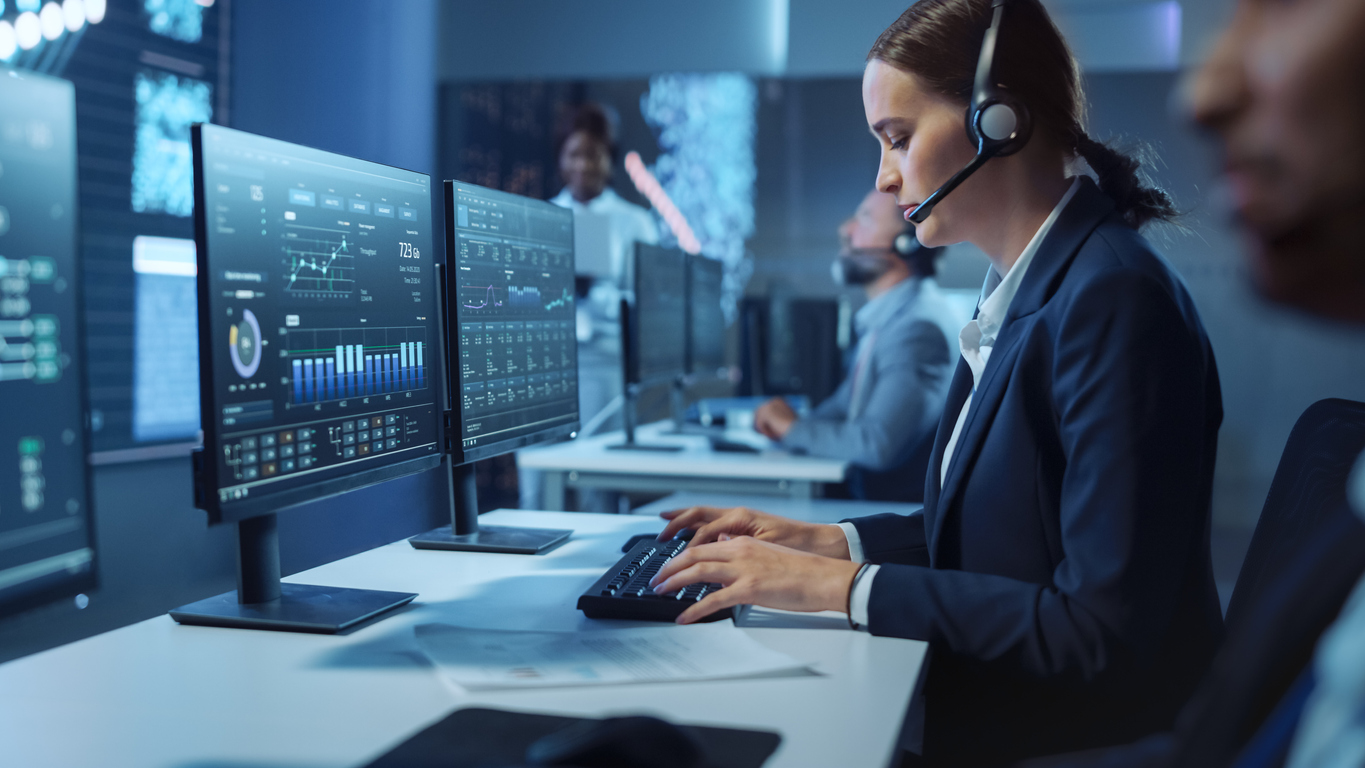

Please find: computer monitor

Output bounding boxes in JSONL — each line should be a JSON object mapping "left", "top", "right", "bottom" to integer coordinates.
{"left": 627, "top": 243, "right": 687, "bottom": 387}
{"left": 686, "top": 254, "right": 726, "bottom": 378}
{"left": 407, "top": 181, "right": 580, "bottom": 554}
{"left": 0, "top": 71, "right": 98, "bottom": 620}
{"left": 172, "top": 124, "right": 443, "bottom": 632}
{"left": 610, "top": 244, "right": 688, "bottom": 451}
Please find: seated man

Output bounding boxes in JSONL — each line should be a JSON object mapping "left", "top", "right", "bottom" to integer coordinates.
{"left": 754, "top": 190, "right": 960, "bottom": 502}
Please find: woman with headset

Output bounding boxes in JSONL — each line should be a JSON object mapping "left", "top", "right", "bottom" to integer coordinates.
{"left": 651, "top": 0, "right": 1223, "bottom": 764}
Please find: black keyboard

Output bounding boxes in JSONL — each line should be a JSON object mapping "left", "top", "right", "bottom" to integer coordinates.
{"left": 577, "top": 537, "right": 731, "bottom": 623}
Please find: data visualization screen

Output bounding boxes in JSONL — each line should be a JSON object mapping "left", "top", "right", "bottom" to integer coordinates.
{"left": 447, "top": 181, "right": 579, "bottom": 462}
{"left": 0, "top": 71, "right": 97, "bottom": 616}
{"left": 630, "top": 244, "right": 687, "bottom": 386}
{"left": 195, "top": 125, "right": 441, "bottom": 521}
{"left": 688, "top": 255, "right": 726, "bottom": 376}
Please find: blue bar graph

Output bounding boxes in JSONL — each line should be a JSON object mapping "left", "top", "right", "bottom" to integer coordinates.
{"left": 288, "top": 328, "right": 429, "bottom": 405}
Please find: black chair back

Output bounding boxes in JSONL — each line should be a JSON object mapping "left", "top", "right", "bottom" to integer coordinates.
{"left": 1225, "top": 398, "right": 1365, "bottom": 628}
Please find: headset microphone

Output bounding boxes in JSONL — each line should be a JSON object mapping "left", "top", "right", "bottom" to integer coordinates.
{"left": 906, "top": 0, "right": 1032, "bottom": 225}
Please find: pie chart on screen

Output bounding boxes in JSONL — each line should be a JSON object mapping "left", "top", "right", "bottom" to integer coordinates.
{"left": 229, "top": 308, "right": 262, "bottom": 378}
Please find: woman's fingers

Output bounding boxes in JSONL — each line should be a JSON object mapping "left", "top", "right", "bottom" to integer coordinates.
{"left": 650, "top": 541, "right": 736, "bottom": 588}
{"left": 657, "top": 506, "right": 735, "bottom": 541}
{"left": 657, "top": 506, "right": 709, "bottom": 540}
{"left": 651, "top": 560, "right": 731, "bottom": 596}
{"left": 676, "top": 585, "right": 747, "bottom": 625}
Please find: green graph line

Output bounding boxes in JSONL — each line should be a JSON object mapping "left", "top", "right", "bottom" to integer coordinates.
{"left": 543, "top": 287, "right": 573, "bottom": 311}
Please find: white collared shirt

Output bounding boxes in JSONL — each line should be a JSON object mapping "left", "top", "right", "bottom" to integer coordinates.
{"left": 840, "top": 178, "right": 1083, "bottom": 629}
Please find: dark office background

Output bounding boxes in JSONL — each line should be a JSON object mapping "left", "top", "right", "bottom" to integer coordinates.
{"left": 5, "top": 0, "right": 1365, "bottom": 664}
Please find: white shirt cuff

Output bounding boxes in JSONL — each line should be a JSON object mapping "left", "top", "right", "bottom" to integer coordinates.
{"left": 850, "top": 564, "right": 880, "bottom": 631}
{"left": 837, "top": 522, "right": 865, "bottom": 564}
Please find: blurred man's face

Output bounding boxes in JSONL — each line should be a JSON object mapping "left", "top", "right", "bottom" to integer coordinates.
{"left": 1189, "top": 0, "right": 1365, "bottom": 322}
{"left": 839, "top": 190, "right": 904, "bottom": 254}
{"left": 559, "top": 131, "right": 611, "bottom": 204}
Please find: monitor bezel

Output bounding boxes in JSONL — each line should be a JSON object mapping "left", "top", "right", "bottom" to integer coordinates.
{"left": 191, "top": 124, "right": 443, "bottom": 526}
{"left": 627, "top": 242, "right": 689, "bottom": 388}
{"left": 0, "top": 71, "right": 98, "bottom": 620}
{"left": 442, "top": 180, "right": 582, "bottom": 466}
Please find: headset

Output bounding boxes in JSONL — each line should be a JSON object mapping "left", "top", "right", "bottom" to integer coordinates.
{"left": 906, "top": 0, "right": 1032, "bottom": 225}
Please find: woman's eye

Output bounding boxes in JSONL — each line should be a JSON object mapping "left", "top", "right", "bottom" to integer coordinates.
{"left": 890, "top": 136, "right": 908, "bottom": 151}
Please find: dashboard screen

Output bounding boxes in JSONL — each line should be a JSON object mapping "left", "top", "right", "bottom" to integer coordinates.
{"left": 447, "top": 181, "right": 579, "bottom": 462}
{"left": 0, "top": 71, "right": 97, "bottom": 616}
{"left": 194, "top": 125, "right": 441, "bottom": 521}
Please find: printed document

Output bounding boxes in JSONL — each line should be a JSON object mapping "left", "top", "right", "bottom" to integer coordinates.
{"left": 414, "top": 620, "right": 811, "bottom": 690}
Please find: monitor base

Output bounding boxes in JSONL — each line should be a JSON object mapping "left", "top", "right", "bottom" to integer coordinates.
{"left": 169, "top": 583, "right": 416, "bottom": 634}
{"left": 606, "top": 443, "right": 684, "bottom": 452}
{"left": 409, "top": 525, "right": 571, "bottom": 554}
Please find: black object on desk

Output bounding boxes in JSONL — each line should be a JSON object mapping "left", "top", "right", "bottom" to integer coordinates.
{"left": 364, "top": 707, "right": 781, "bottom": 768}
{"left": 578, "top": 537, "right": 731, "bottom": 623}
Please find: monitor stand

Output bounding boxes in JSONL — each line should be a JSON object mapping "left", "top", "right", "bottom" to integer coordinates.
{"left": 608, "top": 387, "right": 684, "bottom": 452}
{"left": 169, "top": 513, "right": 416, "bottom": 633}
{"left": 409, "top": 457, "right": 572, "bottom": 554}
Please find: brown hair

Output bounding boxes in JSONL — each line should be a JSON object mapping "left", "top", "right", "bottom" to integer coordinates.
{"left": 868, "top": 0, "right": 1176, "bottom": 229}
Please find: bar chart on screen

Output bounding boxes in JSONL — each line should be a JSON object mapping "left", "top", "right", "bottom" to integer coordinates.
{"left": 284, "top": 325, "right": 428, "bottom": 407}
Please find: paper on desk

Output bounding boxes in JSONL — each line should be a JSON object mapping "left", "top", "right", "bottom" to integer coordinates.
{"left": 414, "top": 620, "right": 811, "bottom": 691}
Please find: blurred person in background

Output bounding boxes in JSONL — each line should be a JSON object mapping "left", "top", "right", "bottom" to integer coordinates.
{"left": 754, "top": 189, "right": 959, "bottom": 502}
{"left": 1022, "top": 2, "right": 1365, "bottom": 767}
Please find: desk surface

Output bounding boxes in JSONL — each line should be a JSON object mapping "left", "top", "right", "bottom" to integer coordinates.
{"left": 0, "top": 509, "right": 924, "bottom": 768}
{"left": 633, "top": 492, "right": 922, "bottom": 525}
{"left": 516, "top": 422, "right": 848, "bottom": 482}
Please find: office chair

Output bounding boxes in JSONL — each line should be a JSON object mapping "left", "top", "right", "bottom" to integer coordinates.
{"left": 1224, "top": 398, "right": 1365, "bottom": 629}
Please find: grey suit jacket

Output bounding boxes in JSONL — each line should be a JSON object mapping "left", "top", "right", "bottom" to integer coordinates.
{"left": 782, "top": 277, "right": 960, "bottom": 498}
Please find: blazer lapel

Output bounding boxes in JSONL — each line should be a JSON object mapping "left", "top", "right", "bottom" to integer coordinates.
{"left": 923, "top": 357, "right": 975, "bottom": 526}
{"left": 927, "top": 178, "right": 1116, "bottom": 558}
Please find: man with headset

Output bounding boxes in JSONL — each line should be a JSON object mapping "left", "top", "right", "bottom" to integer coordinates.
{"left": 753, "top": 189, "right": 962, "bottom": 502}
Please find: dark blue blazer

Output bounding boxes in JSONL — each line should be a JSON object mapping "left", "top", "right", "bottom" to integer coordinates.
{"left": 848, "top": 179, "right": 1225, "bottom": 765}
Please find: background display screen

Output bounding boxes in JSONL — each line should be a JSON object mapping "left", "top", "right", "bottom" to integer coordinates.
{"left": 448, "top": 182, "right": 580, "bottom": 462}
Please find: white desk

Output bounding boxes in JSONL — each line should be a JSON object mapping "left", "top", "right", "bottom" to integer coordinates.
{"left": 517, "top": 422, "right": 849, "bottom": 510}
{"left": 0, "top": 510, "right": 925, "bottom": 768}
{"left": 633, "top": 492, "right": 922, "bottom": 526}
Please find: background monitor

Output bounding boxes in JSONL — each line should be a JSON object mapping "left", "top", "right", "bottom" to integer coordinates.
{"left": 0, "top": 71, "right": 98, "bottom": 619}
{"left": 628, "top": 243, "right": 687, "bottom": 387}
{"left": 687, "top": 254, "right": 726, "bottom": 378}
{"left": 446, "top": 181, "right": 580, "bottom": 464}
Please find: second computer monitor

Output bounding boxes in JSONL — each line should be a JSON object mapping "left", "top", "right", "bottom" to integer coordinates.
{"left": 446, "top": 181, "right": 580, "bottom": 464}
{"left": 629, "top": 243, "right": 688, "bottom": 387}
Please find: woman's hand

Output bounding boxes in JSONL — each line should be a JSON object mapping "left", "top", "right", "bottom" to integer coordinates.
{"left": 650, "top": 536, "right": 863, "bottom": 624}
{"left": 658, "top": 506, "right": 851, "bottom": 559}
